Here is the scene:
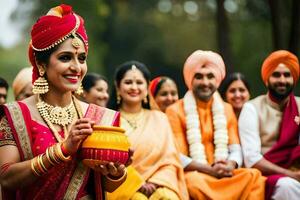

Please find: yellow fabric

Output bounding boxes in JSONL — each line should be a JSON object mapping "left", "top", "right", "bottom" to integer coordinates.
{"left": 149, "top": 187, "right": 180, "bottom": 200}
{"left": 107, "top": 166, "right": 144, "bottom": 200}
{"left": 130, "top": 187, "right": 180, "bottom": 200}
{"left": 166, "top": 98, "right": 266, "bottom": 199}
{"left": 131, "top": 192, "right": 148, "bottom": 200}
{"left": 120, "top": 110, "right": 189, "bottom": 200}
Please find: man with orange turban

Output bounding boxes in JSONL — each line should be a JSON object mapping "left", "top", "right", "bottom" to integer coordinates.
{"left": 166, "top": 50, "right": 265, "bottom": 199}
{"left": 239, "top": 50, "right": 300, "bottom": 200}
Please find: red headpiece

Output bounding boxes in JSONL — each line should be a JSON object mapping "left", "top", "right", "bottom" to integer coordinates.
{"left": 28, "top": 4, "right": 88, "bottom": 83}
{"left": 149, "top": 77, "right": 163, "bottom": 97}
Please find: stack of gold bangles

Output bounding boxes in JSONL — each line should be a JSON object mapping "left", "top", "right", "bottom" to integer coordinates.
{"left": 31, "top": 143, "right": 72, "bottom": 177}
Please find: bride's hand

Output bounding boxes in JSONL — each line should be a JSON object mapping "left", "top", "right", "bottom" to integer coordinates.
{"left": 62, "top": 118, "right": 94, "bottom": 155}
{"left": 94, "top": 162, "right": 127, "bottom": 178}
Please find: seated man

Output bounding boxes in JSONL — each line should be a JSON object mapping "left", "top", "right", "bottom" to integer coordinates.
{"left": 239, "top": 50, "right": 300, "bottom": 200}
{"left": 166, "top": 50, "right": 265, "bottom": 200}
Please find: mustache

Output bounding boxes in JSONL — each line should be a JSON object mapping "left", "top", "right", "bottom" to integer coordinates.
{"left": 273, "top": 83, "right": 292, "bottom": 87}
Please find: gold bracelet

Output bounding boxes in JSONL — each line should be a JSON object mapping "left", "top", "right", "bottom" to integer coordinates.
{"left": 31, "top": 157, "right": 42, "bottom": 177}
{"left": 105, "top": 167, "right": 128, "bottom": 182}
{"left": 38, "top": 154, "right": 48, "bottom": 173}
{"left": 49, "top": 145, "right": 61, "bottom": 164}
{"left": 45, "top": 147, "right": 56, "bottom": 166}
{"left": 35, "top": 155, "right": 47, "bottom": 174}
{"left": 54, "top": 143, "right": 71, "bottom": 162}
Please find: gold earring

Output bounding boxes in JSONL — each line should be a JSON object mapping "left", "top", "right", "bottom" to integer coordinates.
{"left": 143, "top": 97, "right": 148, "bottom": 104}
{"left": 75, "top": 82, "right": 83, "bottom": 95}
{"left": 117, "top": 93, "right": 121, "bottom": 104}
{"left": 32, "top": 67, "right": 49, "bottom": 94}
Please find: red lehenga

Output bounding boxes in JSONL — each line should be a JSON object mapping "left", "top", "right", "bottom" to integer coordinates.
{"left": 0, "top": 101, "right": 121, "bottom": 200}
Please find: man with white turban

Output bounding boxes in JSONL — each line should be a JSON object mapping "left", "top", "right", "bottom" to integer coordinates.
{"left": 239, "top": 50, "right": 300, "bottom": 200}
{"left": 166, "top": 50, "right": 265, "bottom": 199}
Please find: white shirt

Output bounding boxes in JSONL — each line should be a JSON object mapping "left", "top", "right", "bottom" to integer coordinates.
{"left": 238, "top": 102, "right": 263, "bottom": 167}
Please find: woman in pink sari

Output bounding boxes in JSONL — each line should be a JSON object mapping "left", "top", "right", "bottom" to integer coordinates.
{"left": 0, "top": 4, "right": 127, "bottom": 200}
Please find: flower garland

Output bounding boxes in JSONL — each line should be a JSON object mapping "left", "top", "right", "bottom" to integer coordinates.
{"left": 183, "top": 91, "right": 228, "bottom": 164}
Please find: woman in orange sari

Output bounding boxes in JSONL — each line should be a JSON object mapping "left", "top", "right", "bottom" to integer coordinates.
{"left": 107, "top": 61, "right": 189, "bottom": 200}
{"left": 0, "top": 4, "right": 126, "bottom": 200}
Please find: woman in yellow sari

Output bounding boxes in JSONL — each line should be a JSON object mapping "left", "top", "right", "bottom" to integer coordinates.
{"left": 107, "top": 61, "right": 189, "bottom": 200}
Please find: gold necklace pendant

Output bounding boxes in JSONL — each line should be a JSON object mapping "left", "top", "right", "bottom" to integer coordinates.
{"left": 37, "top": 95, "right": 76, "bottom": 126}
{"left": 120, "top": 109, "right": 145, "bottom": 130}
{"left": 37, "top": 95, "right": 82, "bottom": 142}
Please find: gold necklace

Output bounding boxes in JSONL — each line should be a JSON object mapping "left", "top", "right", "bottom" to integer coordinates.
{"left": 37, "top": 95, "right": 76, "bottom": 126}
{"left": 37, "top": 95, "right": 83, "bottom": 142}
{"left": 120, "top": 108, "right": 145, "bottom": 130}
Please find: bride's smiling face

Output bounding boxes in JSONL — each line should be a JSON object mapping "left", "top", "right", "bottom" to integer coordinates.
{"left": 43, "top": 37, "right": 87, "bottom": 94}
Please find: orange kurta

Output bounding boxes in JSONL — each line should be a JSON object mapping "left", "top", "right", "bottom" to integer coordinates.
{"left": 109, "top": 109, "right": 189, "bottom": 200}
{"left": 166, "top": 98, "right": 266, "bottom": 200}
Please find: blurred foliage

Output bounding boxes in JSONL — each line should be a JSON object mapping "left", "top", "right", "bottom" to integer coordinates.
{"left": 0, "top": 0, "right": 299, "bottom": 102}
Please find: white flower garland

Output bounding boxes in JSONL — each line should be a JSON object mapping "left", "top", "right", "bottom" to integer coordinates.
{"left": 183, "top": 91, "right": 228, "bottom": 164}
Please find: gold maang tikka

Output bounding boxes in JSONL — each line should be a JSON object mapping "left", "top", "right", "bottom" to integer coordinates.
{"left": 71, "top": 33, "right": 81, "bottom": 49}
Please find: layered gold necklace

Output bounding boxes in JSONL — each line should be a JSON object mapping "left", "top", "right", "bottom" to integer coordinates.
{"left": 37, "top": 94, "right": 83, "bottom": 142}
{"left": 120, "top": 108, "right": 145, "bottom": 130}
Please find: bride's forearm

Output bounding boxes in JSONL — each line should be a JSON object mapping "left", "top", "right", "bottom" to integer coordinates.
{"left": 0, "top": 160, "right": 37, "bottom": 190}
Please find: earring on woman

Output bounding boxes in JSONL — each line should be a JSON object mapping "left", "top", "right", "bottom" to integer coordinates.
{"left": 117, "top": 93, "right": 121, "bottom": 104}
{"left": 33, "top": 67, "right": 49, "bottom": 94}
{"left": 75, "top": 82, "right": 83, "bottom": 95}
{"left": 143, "top": 96, "right": 148, "bottom": 104}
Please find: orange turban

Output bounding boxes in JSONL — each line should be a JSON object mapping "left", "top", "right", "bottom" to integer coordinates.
{"left": 12, "top": 67, "right": 32, "bottom": 98}
{"left": 183, "top": 50, "right": 226, "bottom": 90}
{"left": 261, "top": 50, "right": 299, "bottom": 85}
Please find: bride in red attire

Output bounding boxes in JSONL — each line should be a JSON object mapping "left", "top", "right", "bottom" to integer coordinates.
{"left": 0, "top": 4, "right": 127, "bottom": 200}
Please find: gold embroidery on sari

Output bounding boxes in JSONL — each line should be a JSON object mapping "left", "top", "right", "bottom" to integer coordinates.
{"left": 6, "top": 102, "right": 33, "bottom": 159}
{"left": 64, "top": 162, "right": 89, "bottom": 200}
{"left": 0, "top": 116, "right": 16, "bottom": 147}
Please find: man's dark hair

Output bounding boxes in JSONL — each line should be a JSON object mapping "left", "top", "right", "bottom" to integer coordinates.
{"left": 0, "top": 77, "right": 9, "bottom": 90}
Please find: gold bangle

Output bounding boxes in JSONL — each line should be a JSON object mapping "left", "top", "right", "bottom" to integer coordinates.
{"left": 31, "top": 157, "right": 42, "bottom": 177}
{"left": 35, "top": 155, "right": 46, "bottom": 174}
{"left": 38, "top": 154, "right": 48, "bottom": 173}
{"left": 105, "top": 167, "right": 128, "bottom": 182}
{"left": 49, "top": 145, "right": 61, "bottom": 164}
{"left": 45, "top": 148, "right": 56, "bottom": 166}
{"left": 55, "top": 143, "right": 71, "bottom": 162}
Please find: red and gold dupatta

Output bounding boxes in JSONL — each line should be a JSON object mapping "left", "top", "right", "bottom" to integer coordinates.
{"left": 2, "top": 102, "right": 120, "bottom": 200}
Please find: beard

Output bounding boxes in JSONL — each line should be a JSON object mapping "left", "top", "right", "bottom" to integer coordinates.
{"left": 193, "top": 85, "right": 217, "bottom": 102}
{"left": 268, "top": 82, "right": 294, "bottom": 101}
